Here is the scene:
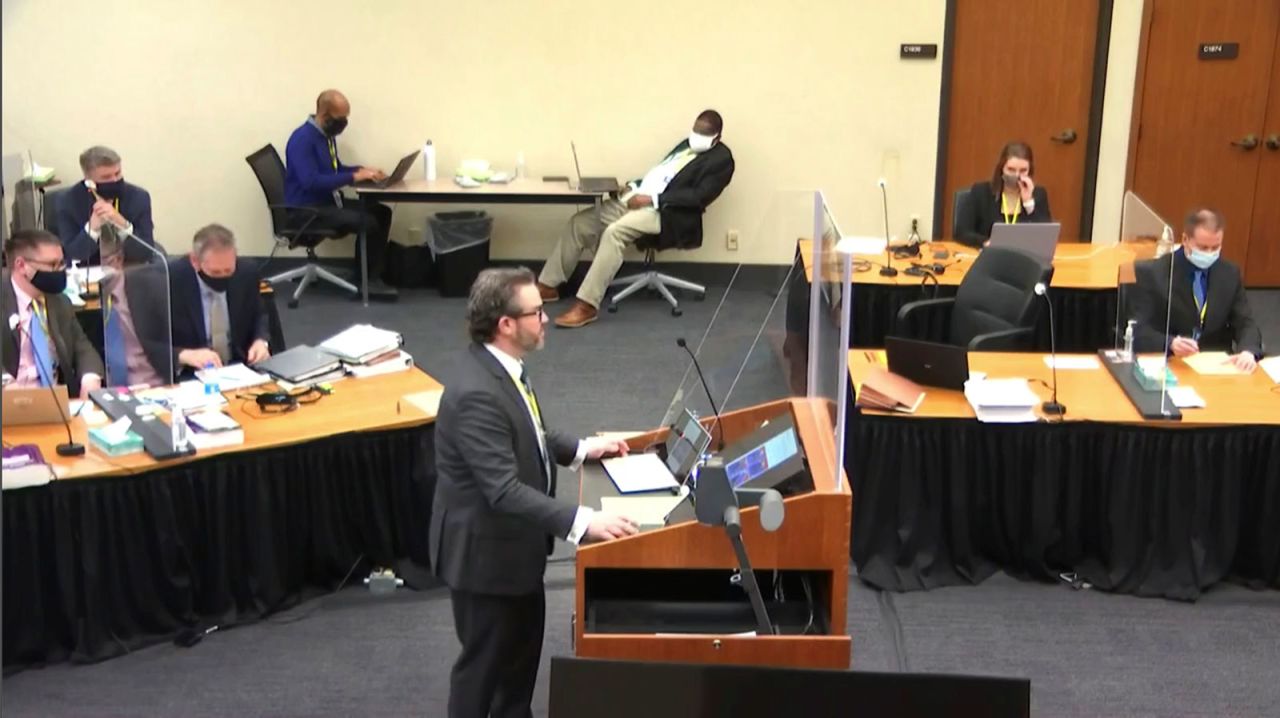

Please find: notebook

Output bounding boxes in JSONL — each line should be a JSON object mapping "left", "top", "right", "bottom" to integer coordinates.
{"left": 855, "top": 368, "right": 926, "bottom": 413}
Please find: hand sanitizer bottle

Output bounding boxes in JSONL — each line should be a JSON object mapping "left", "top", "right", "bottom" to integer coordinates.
{"left": 423, "top": 140, "right": 437, "bottom": 181}
{"left": 1121, "top": 320, "right": 1136, "bottom": 362}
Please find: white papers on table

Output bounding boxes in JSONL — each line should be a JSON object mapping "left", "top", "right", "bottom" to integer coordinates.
{"left": 602, "top": 453, "right": 679, "bottom": 494}
{"left": 1258, "top": 356, "right": 1280, "bottom": 384}
{"left": 348, "top": 350, "right": 414, "bottom": 378}
{"left": 1166, "top": 386, "right": 1206, "bottom": 409}
{"left": 1184, "top": 352, "right": 1248, "bottom": 376}
{"left": 164, "top": 381, "right": 229, "bottom": 412}
{"left": 319, "top": 324, "right": 403, "bottom": 364}
{"left": 964, "top": 378, "right": 1040, "bottom": 423}
{"left": 400, "top": 389, "right": 443, "bottom": 416}
{"left": 1044, "top": 356, "right": 1101, "bottom": 370}
{"left": 601, "top": 491, "right": 687, "bottom": 527}
{"left": 195, "top": 363, "right": 271, "bottom": 391}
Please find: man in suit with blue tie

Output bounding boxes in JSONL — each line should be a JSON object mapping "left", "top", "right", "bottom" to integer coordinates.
{"left": 1, "top": 229, "right": 104, "bottom": 398}
{"left": 1132, "top": 208, "right": 1263, "bottom": 371}
{"left": 431, "top": 267, "right": 638, "bottom": 718}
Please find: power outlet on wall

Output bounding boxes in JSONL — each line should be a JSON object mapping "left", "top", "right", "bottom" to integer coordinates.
{"left": 725, "top": 229, "right": 740, "bottom": 251}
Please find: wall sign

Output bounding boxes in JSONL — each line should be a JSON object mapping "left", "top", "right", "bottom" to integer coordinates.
{"left": 1199, "top": 43, "right": 1239, "bottom": 60}
{"left": 900, "top": 44, "right": 938, "bottom": 60}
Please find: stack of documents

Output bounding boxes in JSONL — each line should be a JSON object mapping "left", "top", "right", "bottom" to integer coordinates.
{"left": 195, "top": 363, "right": 271, "bottom": 391}
{"left": 320, "top": 324, "right": 404, "bottom": 365}
{"left": 602, "top": 453, "right": 679, "bottom": 494}
{"left": 855, "top": 368, "right": 926, "bottom": 413}
{"left": 2, "top": 445, "right": 54, "bottom": 490}
{"left": 964, "top": 378, "right": 1040, "bottom": 423}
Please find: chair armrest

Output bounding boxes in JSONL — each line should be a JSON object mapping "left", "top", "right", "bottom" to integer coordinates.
{"left": 895, "top": 297, "right": 955, "bottom": 341}
{"left": 967, "top": 327, "right": 1034, "bottom": 352}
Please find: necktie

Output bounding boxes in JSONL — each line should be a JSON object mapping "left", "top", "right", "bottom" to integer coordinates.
{"left": 104, "top": 296, "right": 129, "bottom": 386}
{"left": 208, "top": 291, "right": 231, "bottom": 364}
{"left": 28, "top": 298, "right": 56, "bottom": 387}
{"left": 1192, "top": 270, "right": 1207, "bottom": 340}
{"left": 518, "top": 367, "right": 551, "bottom": 487}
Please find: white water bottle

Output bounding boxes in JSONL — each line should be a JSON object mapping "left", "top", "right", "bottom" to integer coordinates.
{"left": 170, "top": 403, "right": 189, "bottom": 450}
{"left": 516, "top": 151, "right": 526, "bottom": 180}
{"left": 423, "top": 140, "right": 437, "bottom": 181}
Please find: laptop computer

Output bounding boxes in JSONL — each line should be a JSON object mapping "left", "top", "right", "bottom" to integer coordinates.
{"left": 354, "top": 150, "right": 420, "bottom": 189}
{"left": 987, "top": 222, "right": 1061, "bottom": 264}
{"left": 571, "top": 142, "right": 620, "bottom": 194}
{"left": 2, "top": 385, "right": 71, "bottom": 426}
{"left": 885, "top": 336, "right": 970, "bottom": 390}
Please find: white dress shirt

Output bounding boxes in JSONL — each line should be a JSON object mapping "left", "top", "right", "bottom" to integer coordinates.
{"left": 484, "top": 344, "right": 592, "bottom": 544}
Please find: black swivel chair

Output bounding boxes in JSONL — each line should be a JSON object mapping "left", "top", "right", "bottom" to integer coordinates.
{"left": 952, "top": 188, "right": 970, "bottom": 237}
{"left": 606, "top": 234, "right": 707, "bottom": 316}
{"left": 894, "top": 246, "right": 1053, "bottom": 351}
{"left": 245, "top": 144, "right": 353, "bottom": 308}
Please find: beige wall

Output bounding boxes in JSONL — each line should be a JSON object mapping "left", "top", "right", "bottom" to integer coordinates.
{"left": 2, "top": 0, "right": 1140, "bottom": 264}
{"left": 1092, "top": 0, "right": 1145, "bottom": 245}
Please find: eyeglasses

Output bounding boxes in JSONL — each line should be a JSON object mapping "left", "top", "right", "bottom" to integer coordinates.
{"left": 509, "top": 306, "right": 547, "bottom": 320}
{"left": 21, "top": 257, "right": 65, "bottom": 271}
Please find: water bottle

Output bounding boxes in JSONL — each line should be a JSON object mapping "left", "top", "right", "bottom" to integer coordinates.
{"left": 423, "top": 140, "right": 437, "bottom": 181}
{"left": 515, "top": 151, "right": 526, "bottom": 181}
{"left": 170, "top": 402, "right": 189, "bottom": 450}
{"left": 67, "top": 260, "right": 84, "bottom": 295}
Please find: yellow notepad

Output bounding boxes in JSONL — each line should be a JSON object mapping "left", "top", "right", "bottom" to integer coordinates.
{"left": 1184, "top": 352, "right": 1247, "bottom": 376}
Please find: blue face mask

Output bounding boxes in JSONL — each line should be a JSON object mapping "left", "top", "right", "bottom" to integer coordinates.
{"left": 1185, "top": 246, "right": 1219, "bottom": 270}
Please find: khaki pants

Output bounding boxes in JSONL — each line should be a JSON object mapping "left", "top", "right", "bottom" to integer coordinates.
{"left": 538, "top": 198, "right": 661, "bottom": 308}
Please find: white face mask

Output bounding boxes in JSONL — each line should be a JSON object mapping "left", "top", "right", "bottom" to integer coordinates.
{"left": 688, "top": 132, "right": 716, "bottom": 153}
{"left": 1185, "top": 245, "right": 1220, "bottom": 270}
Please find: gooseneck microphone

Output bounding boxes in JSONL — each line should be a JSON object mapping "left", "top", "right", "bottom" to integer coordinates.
{"left": 9, "top": 313, "right": 85, "bottom": 456}
{"left": 1034, "top": 283, "right": 1066, "bottom": 417}
{"left": 675, "top": 337, "right": 725, "bottom": 451}
{"left": 877, "top": 178, "right": 897, "bottom": 277}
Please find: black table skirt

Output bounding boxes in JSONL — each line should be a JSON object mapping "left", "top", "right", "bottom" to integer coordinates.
{"left": 847, "top": 415, "right": 1280, "bottom": 600}
{"left": 3, "top": 424, "right": 435, "bottom": 671}
{"left": 785, "top": 260, "right": 1117, "bottom": 352}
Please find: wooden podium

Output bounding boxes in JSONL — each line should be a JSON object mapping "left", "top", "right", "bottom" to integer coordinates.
{"left": 574, "top": 398, "right": 852, "bottom": 669}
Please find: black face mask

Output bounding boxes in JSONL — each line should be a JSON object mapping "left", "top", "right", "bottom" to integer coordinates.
{"left": 199, "top": 271, "right": 231, "bottom": 293}
{"left": 323, "top": 117, "right": 348, "bottom": 136}
{"left": 29, "top": 268, "right": 68, "bottom": 295}
{"left": 95, "top": 179, "right": 125, "bottom": 200}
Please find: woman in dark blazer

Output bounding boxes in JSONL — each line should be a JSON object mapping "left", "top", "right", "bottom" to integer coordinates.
{"left": 954, "top": 141, "right": 1052, "bottom": 247}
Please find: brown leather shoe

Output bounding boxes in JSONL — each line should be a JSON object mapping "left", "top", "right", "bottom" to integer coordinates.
{"left": 536, "top": 282, "right": 560, "bottom": 302}
{"left": 554, "top": 300, "right": 599, "bottom": 328}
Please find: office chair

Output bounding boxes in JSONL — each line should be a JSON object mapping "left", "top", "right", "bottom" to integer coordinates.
{"left": 894, "top": 246, "right": 1053, "bottom": 351}
{"left": 245, "top": 144, "right": 353, "bottom": 308}
{"left": 606, "top": 235, "right": 707, "bottom": 317}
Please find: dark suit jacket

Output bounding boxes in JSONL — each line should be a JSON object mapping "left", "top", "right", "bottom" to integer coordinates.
{"left": 168, "top": 258, "right": 269, "bottom": 372}
{"left": 642, "top": 141, "right": 735, "bottom": 250}
{"left": 430, "top": 343, "right": 581, "bottom": 596}
{"left": 53, "top": 181, "right": 157, "bottom": 264}
{"left": 1, "top": 269, "right": 105, "bottom": 396}
{"left": 1131, "top": 251, "right": 1263, "bottom": 357}
{"left": 955, "top": 180, "right": 1052, "bottom": 248}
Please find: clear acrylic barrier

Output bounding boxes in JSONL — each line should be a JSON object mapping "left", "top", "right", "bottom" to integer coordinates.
{"left": 659, "top": 190, "right": 812, "bottom": 437}
{"left": 2, "top": 151, "right": 39, "bottom": 240}
{"left": 97, "top": 225, "right": 174, "bottom": 388}
{"left": 1115, "top": 191, "right": 1173, "bottom": 350}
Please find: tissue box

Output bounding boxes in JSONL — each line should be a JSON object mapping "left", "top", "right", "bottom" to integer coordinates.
{"left": 88, "top": 426, "right": 145, "bottom": 456}
{"left": 1132, "top": 358, "right": 1179, "bottom": 391}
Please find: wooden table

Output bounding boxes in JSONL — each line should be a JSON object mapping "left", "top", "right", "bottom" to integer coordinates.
{"left": 844, "top": 349, "right": 1280, "bottom": 600}
{"left": 352, "top": 178, "right": 606, "bottom": 304}
{"left": 790, "top": 239, "right": 1154, "bottom": 352}
{"left": 3, "top": 369, "right": 443, "bottom": 669}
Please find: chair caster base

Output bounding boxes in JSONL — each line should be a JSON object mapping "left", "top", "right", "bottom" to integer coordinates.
{"left": 606, "top": 304, "right": 618, "bottom": 314}
{"left": 287, "top": 299, "right": 300, "bottom": 309}
{"left": 671, "top": 307, "right": 682, "bottom": 317}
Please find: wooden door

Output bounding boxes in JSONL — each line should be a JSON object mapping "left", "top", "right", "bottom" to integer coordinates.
{"left": 1244, "top": 24, "right": 1280, "bottom": 286}
{"left": 938, "top": 0, "right": 1103, "bottom": 242}
{"left": 1129, "top": 0, "right": 1280, "bottom": 272}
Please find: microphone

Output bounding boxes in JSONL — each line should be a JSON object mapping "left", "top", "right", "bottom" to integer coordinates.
{"left": 84, "top": 179, "right": 105, "bottom": 203}
{"left": 102, "top": 222, "right": 166, "bottom": 263}
{"left": 877, "top": 178, "right": 897, "bottom": 277}
{"left": 1034, "top": 282, "right": 1066, "bottom": 417}
{"left": 9, "top": 312, "right": 85, "bottom": 456}
{"left": 675, "top": 337, "right": 725, "bottom": 451}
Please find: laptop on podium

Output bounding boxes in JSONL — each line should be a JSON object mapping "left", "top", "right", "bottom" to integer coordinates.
{"left": 571, "top": 142, "right": 620, "bottom": 193}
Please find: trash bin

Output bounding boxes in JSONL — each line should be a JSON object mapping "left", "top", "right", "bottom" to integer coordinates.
{"left": 427, "top": 211, "right": 493, "bottom": 297}
{"left": 382, "top": 241, "right": 436, "bottom": 288}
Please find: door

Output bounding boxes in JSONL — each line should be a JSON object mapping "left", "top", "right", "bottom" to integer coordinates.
{"left": 1129, "top": 0, "right": 1280, "bottom": 275}
{"left": 1244, "top": 28, "right": 1280, "bottom": 286}
{"left": 938, "top": 0, "right": 1103, "bottom": 242}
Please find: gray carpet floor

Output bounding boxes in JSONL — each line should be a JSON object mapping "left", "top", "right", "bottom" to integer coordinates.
{"left": 4, "top": 274, "right": 1279, "bottom": 717}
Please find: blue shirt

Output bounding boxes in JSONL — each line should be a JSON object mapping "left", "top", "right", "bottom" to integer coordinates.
{"left": 284, "top": 116, "right": 358, "bottom": 207}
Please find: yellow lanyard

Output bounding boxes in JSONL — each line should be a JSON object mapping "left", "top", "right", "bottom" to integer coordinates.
{"left": 517, "top": 379, "right": 542, "bottom": 427}
{"left": 328, "top": 139, "right": 338, "bottom": 171}
{"left": 30, "top": 296, "right": 50, "bottom": 334}
{"left": 1000, "top": 193, "right": 1021, "bottom": 225}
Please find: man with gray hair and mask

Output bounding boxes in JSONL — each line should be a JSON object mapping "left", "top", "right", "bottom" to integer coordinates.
{"left": 54, "top": 145, "right": 158, "bottom": 265}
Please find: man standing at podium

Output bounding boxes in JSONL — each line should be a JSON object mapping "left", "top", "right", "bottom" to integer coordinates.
{"left": 431, "top": 267, "right": 638, "bottom": 718}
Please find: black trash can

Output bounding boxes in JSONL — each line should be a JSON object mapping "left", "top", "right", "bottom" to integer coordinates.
{"left": 382, "top": 241, "right": 436, "bottom": 288}
{"left": 427, "top": 211, "right": 493, "bottom": 297}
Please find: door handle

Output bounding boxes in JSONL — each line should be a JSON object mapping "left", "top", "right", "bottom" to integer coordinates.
{"left": 1265, "top": 134, "right": 1280, "bottom": 151}
{"left": 1050, "top": 128, "right": 1078, "bottom": 144}
{"left": 1231, "top": 134, "right": 1259, "bottom": 150}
